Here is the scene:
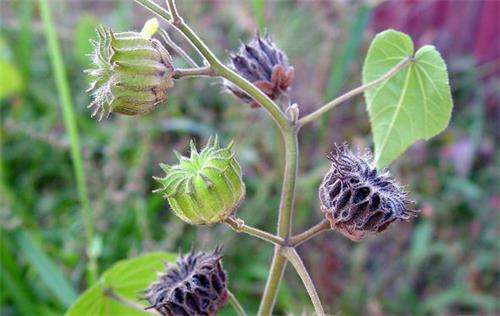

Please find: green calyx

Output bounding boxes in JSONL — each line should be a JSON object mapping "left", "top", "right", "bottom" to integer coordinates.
{"left": 85, "top": 25, "right": 174, "bottom": 120}
{"left": 154, "top": 137, "right": 246, "bottom": 225}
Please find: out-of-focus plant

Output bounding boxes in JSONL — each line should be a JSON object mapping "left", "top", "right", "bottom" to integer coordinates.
{"left": 66, "top": 0, "right": 454, "bottom": 315}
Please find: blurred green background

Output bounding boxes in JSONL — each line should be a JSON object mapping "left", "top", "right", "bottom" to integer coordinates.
{"left": 1, "top": 0, "right": 498, "bottom": 315}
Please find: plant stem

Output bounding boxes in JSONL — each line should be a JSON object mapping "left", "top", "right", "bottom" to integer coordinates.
{"left": 258, "top": 128, "right": 299, "bottom": 315}
{"left": 225, "top": 217, "right": 284, "bottom": 246}
{"left": 135, "top": 1, "right": 304, "bottom": 314}
{"left": 172, "top": 66, "right": 215, "bottom": 79}
{"left": 39, "top": 0, "right": 97, "bottom": 285}
{"left": 227, "top": 290, "right": 247, "bottom": 316}
{"left": 159, "top": 28, "right": 199, "bottom": 67}
{"left": 290, "top": 219, "right": 330, "bottom": 247}
{"left": 280, "top": 247, "right": 325, "bottom": 316}
{"left": 298, "top": 57, "right": 413, "bottom": 127}
{"left": 104, "top": 288, "right": 159, "bottom": 315}
{"left": 134, "top": 0, "right": 171, "bottom": 20}
{"left": 134, "top": 0, "right": 289, "bottom": 132}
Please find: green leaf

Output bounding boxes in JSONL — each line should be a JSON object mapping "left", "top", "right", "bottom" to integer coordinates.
{"left": 66, "top": 252, "right": 176, "bottom": 316}
{"left": 362, "top": 29, "right": 453, "bottom": 168}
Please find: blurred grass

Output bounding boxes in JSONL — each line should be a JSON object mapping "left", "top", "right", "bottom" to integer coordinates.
{"left": 0, "top": 1, "right": 498, "bottom": 315}
{"left": 38, "top": 0, "right": 97, "bottom": 284}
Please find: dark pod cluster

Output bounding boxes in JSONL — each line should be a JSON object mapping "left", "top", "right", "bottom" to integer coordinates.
{"left": 225, "top": 34, "right": 294, "bottom": 108}
{"left": 145, "top": 249, "right": 228, "bottom": 316}
{"left": 319, "top": 144, "right": 417, "bottom": 241}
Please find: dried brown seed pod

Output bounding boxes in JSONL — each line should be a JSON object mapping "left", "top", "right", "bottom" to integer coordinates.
{"left": 318, "top": 144, "right": 417, "bottom": 241}
{"left": 224, "top": 34, "right": 294, "bottom": 108}
{"left": 145, "top": 248, "right": 228, "bottom": 316}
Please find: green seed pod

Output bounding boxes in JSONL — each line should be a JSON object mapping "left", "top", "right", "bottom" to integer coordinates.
{"left": 154, "top": 137, "right": 245, "bottom": 225}
{"left": 85, "top": 25, "right": 174, "bottom": 120}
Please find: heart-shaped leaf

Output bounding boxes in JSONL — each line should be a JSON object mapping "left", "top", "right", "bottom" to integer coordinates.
{"left": 66, "top": 252, "right": 176, "bottom": 316}
{"left": 362, "top": 29, "right": 453, "bottom": 168}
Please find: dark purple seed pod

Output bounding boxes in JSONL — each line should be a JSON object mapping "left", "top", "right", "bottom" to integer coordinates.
{"left": 145, "top": 248, "right": 228, "bottom": 316}
{"left": 224, "top": 34, "right": 294, "bottom": 108}
{"left": 318, "top": 144, "right": 417, "bottom": 241}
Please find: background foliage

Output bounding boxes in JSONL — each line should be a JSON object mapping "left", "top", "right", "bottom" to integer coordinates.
{"left": 1, "top": 0, "right": 498, "bottom": 315}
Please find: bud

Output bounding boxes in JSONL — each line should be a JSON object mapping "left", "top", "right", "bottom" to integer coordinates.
{"left": 85, "top": 25, "right": 174, "bottom": 120}
{"left": 154, "top": 137, "right": 245, "bottom": 225}
{"left": 224, "top": 34, "right": 294, "bottom": 108}
{"left": 145, "top": 248, "right": 228, "bottom": 316}
{"left": 318, "top": 144, "right": 417, "bottom": 241}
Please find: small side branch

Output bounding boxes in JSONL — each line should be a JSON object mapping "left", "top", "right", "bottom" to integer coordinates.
{"left": 166, "top": 0, "right": 182, "bottom": 26}
{"left": 225, "top": 217, "right": 285, "bottom": 246}
{"left": 172, "top": 66, "right": 215, "bottom": 79}
{"left": 290, "top": 219, "right": 330, "bottom": 247}
{"left": 159, "top": 29, "right": 199, "bottom": 68}
{"left": 298, "top": 57, "right": 413, "bottom": 127}
{"left": 227, "top": 290, "right": 247, "bottom": 316}
{"left": 280, "top": 247, "right": 325, "bottom": 316}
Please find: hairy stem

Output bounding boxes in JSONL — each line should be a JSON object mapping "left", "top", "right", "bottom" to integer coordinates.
{"left": 298, "top": 57, "right": 413, "bottom": 127}
{"left": 135, "top": 1, "right": 306, "bottom": 315}
{"left": 258, "top": 128, "right": 299, "bottom": 315}
{"left": 227, "top": 290, "right": 247, "bottom": 316}
{"left": 290, "top": 219, "right": 330, "bottom": 247}
{"left": 172, "top": 66, "right": 215, "bottom": 79}
{"left": 225, "top": 217, "right": 284, "bottom": 246}
{"left": 104, "top": 288, "right": 159, "bottom": 315}
{"left": 134, "top": 0, "right": 289, "bottom": 132}
{"left": 159, "top": 28, "right": 199, "bottom": 67}
{"left": 280, "top": 247, "right": 325, "bottom": 316}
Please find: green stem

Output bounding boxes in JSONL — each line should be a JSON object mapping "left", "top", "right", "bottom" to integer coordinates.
{"left": 225, "top": 217, "right": 284, "bottom": 246}
{"left": 227, "top": 290, "right": 247, "bottom": 316}
{"left": 134, "top": 0, "right": 289, "bottom": 132}
{"left": 258, "top": 128, "right": 299, "bottom": 315}
{"left": 39, "top": 0, "right": 97, "bottom": 285}
{"left": 159, "top": 28, "right": 199, "bottom": 67}
{"left": 280, "top": 247, "right": 325, "bottom": 316}
{"left": 134, "top": 1, "right": 302, "bottom": 314}
{"left": 172, "top": 66, "right": 215, "bottom": 79}
{"left": 298, "top": 57, "right": 413, "bottom": 127}
{"left": 290, "top": 219, "right": 330, "bottom": 247}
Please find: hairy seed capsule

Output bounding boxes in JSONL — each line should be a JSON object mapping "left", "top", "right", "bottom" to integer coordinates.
{"left": 145, "top": 248, "right": 228, "bottom": 316}
{"left": 224, "top": 34, "right": 294, "bottom": 108}
{"left": 154, "top": 137, "right": 245, "bottom": 225}
{"left": 85, "top": 25, "right": 174, "bottom": 120}
{"left": 318, "top": 144, "right": 417, "bottom": 241}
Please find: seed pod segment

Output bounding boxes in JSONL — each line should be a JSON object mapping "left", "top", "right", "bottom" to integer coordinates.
{"left": 85, "top": 25, "right": 174, "bottom": 120}
{"left": 145, "top": 248, "right": 228, "bottom": 316}
{"left": 154, "top": 137, "right": 245, "bottom": 225}
{"left": 224, "top": 34, "right": 294, "bottom": 108}
{"left": 318, "top": 144, "right": 417, "bottom": 241}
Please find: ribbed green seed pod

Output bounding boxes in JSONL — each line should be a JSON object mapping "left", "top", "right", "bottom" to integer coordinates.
{"left": 154, "top": 137, "right": 245, "bottom": 225}
{"left": 85, "top": 25, "right": 174, "bottom": 120}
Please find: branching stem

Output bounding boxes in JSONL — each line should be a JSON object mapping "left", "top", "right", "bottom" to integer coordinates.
{"left": 134, "top": 0, "right": 289, "bottom": 132}
{"left": 298, "top": 57, "right": 413, "bottom": 127}
{"left": 225, "top": 217, "right": 284, "bottom": 246}
{"left": 280, "top": 247, "right": 325, "bottom": 316}
{"left": 258, "top": 127, "right": 299, "bottom": 315}
{"left": 290, "top": 219, "right": 330, "bottom": 247}
{"left": 159, "top": 28, "right": 199, "bottom": 67}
